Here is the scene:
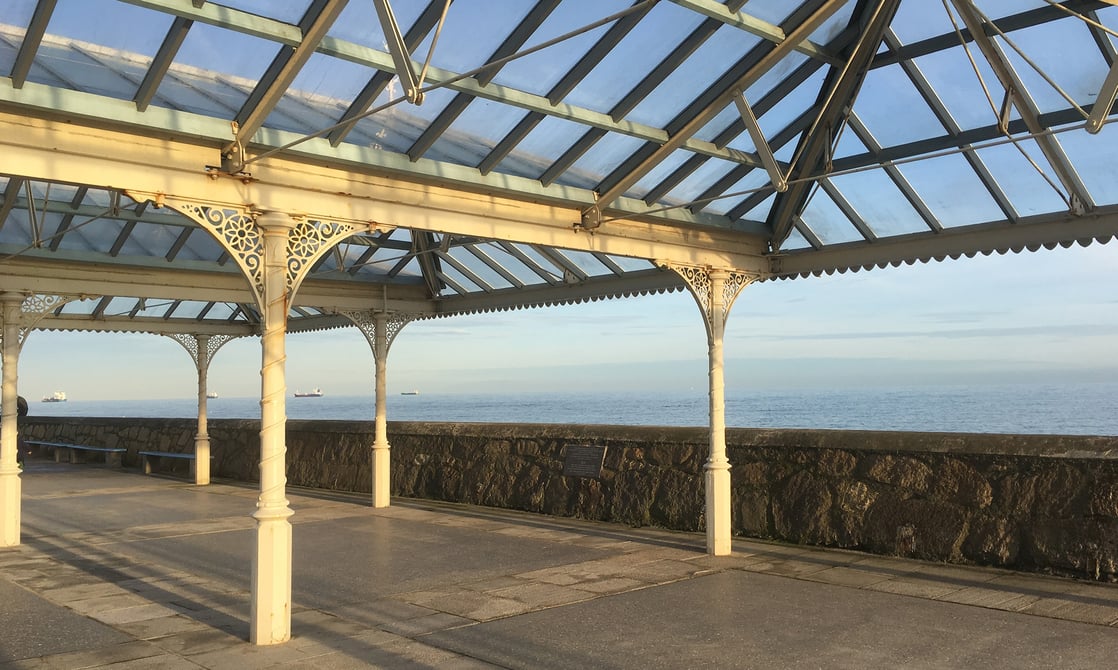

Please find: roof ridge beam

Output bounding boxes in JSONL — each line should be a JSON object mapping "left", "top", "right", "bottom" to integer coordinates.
{"left": 669, "top": 0, "right": 840, "bottom": 64}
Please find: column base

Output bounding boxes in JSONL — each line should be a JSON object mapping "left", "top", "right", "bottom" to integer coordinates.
{"left": 372, "top": 442, "right": 390, "bottom": 508}
{"left": 704, "top": 460, "right": 732, "bottom": 556}
{"left": 194, "top": 434, "right": 211, "bottom": 486}
{"left": 250, "top": 509, "right": 293, "bottom": 645}
{"left": 0, "top": 466, "right": 21, "bottom": 547}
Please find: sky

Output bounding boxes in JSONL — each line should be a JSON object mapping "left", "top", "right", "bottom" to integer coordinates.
{"left": 16, "top": 240, "right": 1118, "bottom": 401}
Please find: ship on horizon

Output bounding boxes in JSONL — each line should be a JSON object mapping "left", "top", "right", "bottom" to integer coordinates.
{"left": 294, "top": 388, "right": 324, "bottom": 398}
{"left": 42, "top": 391, "right": 67, "bottom": 403}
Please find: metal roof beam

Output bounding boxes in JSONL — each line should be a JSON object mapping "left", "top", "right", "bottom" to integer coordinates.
{"left": 327, "top": 0, "right": 447, "bottom": 146}
{"left": 768, "top": 0, "right": 901, "bottom": 250}
{"left": 10, "top": 0, "right": 57, "bottom": 88}
{"left": 881, "top": 30, "right": 1015, "bottom": 223}
{"left": 548, "top": 1, "right": 656, "bottom": 105}
{"left": 591, "top": 0, "right": 849, "bottom": 221}
{"left": 670, "top": 0, "right": 839, "bottom": 64}
{"left": 0, "top": 178, "right": 26, "bottom": 233}
{"left": 950, "top": 0, "right": 1092, "bottom": 214}
{"left": 463, "top": 244, "right": 526, "bottom": 288}
{"left": 134, "top": 16, "right": 192, "bottom": 112}
{"left": 225, "top": 0, "right": 348, "bottom": 169}
{"left": 407, "top": 0, "right": 562, "bottom": 162}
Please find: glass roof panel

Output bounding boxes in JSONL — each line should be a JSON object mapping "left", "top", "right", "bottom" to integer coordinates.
{"left": 3, "top": 0, "right": 36, "bottom": 32}
{"left": 414, "top": 0, "right": 534, "bottom": 77}
{"left": 286, "top": 52, "right": 378, "bottom": 108}
{"left": 738, "top": 1, "right": 799, "bottom": 25}
{"left": 556, "top": 249, "right": 611, "bottom": 277}
{"left": 724, "top": 66, "right": 828, "bottom": 154}
{"left": 146, "top": 68, "right": 241, "bottom": 117}
{"left": 53, "top": 217, "right": 109, "bottom": 253}
{"left": 427, "top": 102, "right": 530, "bottom": 167}
{"left": 910, "top": 45, "right": 1010, "bottom": 132}
{"left": 895, "top": 153, "right": 1007, "bottom": 227}
{"left": 473, "top": 243, "right": 545, "bottom": 286}
{"left": 1053, "top": 122, "right": 1118, "bottom": 205}
{"left": 625, "top": 24, "right": 761, "bottom": 128}
{"left": 0, "top": 209, "right": 32, "bottom": 247}
{"left": 492, "top": 115, "right": 589, "bottom": 181}
{"left": 171, "top": 229, "right": 226, "bottom": 263}
{"left": 444, "top": 248, "right": 511, "bottom": 291}
{"left": 779, "top": 226, "right": 812, "bottom": 251}
{"left": 660, "top": 160, "right": 742, "bottom": 208}
{"left": 325, "top": 0, "right": 407, "bottom": 49}
{"left": 972, "top": 143, "right": 1070, "bottom": 217}
{"left": 854, "top": 62, "right": 948, "bottom": 147}
{"left": 996, "top": 19, "right": 1107, "bottom": 115}
{"left": 47, "top": 0, "right": 170, "bottom": 59}
{"left": 488, "top": 1, "right": 632, "bottom": 98}
{"left": 826, "top": 169, "right": 930, "bottom": 237}
{"left": 215, "top": 1, "right": 315, "bottom": 23}
{"left": 744, "top": 52, "right": 810, "bottom": 106}
{"left": 832, "top": 124, "right": 869, "bottom": 159}
{"left": 173, "top": 19, "right": 275, "bottom": 84}
{"left": 562, "top": 133, "right": 648, "bottom": 192}
{"left": 799, "top": 188, "right": 863, "bottom": 245}
{"left": 561, "top": 1, "right": 704, "bottom": 115}
{"left": 808, "top": 2, "right": 855, "bottom": 45}
{"left": 629, "top": 149, "right": 695, "bottom": 204}
{"left": 889, "top": 0, "right": 963, "bottom": 46}
{"left": 704, "top": 169, "right": 781, "bottom": 217}
{"left": 509, "top": 243, "right": 563, "bottom": 283}
{"left": 117, "top": 222, "right": 180, "bottom": 258}
{"left": 743, "top": 192, "right": 777, "bottom": 223}
{"left": 23, "top": 34, "right": 144, "bottom": 100}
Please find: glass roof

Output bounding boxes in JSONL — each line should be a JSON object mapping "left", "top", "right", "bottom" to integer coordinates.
{"left": 1, "top": 0, "right": 1117, "bottom": 332}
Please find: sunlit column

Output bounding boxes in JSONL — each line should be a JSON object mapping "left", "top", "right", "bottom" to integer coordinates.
{"left": 194, "top": 334, "right": 211, "bottom": 486}
{"left": 250, "top": 211, "right": 295, "bottom": 645}
{"left": 705, "top": 270, "right": 732, "bottom": 556}
{"left": 0, "top": 293, "right": 21, "bottom": 547}
{"left": 372, "top": 311, "right": 390, "bottom": 508}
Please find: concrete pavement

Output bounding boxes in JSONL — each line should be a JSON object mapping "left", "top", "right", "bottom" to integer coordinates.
{"left": 1, "top": 459, "right": 1117, "bottom": 668}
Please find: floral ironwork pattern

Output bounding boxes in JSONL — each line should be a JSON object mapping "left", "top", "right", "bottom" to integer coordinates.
{"left": 167, "top": 333, "right": 239, "bottom": 370}
{"left": 341, "top": 310, "right": 414, "bottom": 359}
{"left": 17, "top": 294, "right": 83, "bottom": 350}
{"left": 662, "top": 263, "right": 757, "bottom": 339}
{"left": 285, "top": 219, "right": 360, "bottom": 295}
{"left": 172, "top": 203, "right": 265, "bottom": 301}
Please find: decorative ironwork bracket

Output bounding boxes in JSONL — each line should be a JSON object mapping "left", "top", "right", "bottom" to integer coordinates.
{"left": 0, "top": 294, "right": 91, "bottom": 352}
{"left": 166, "top": 333, "right": 241, "bottom": 372}
{"left": 341, "top": 310, "right": 415, "bottom": 361}
{"left": 661, "top": 262, "right": 756, "bottom": 341}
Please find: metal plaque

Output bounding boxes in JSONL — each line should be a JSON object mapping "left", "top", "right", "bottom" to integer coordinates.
{"left": 563, "top": 444, "right": 606, "bottom": 478}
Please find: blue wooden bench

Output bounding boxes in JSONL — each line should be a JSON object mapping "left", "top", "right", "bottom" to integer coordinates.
{"left": 138, "top": 450, "right": 205, "bottom": 477}
{"left": 24, "top": 440, "right": 126, "bottom": 467}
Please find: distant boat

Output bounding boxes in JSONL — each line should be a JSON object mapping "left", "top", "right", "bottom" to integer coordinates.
{"left": 206, "top": 391, "right": 218, "bottom": 399}
{"left": 41, "top": 391, "right": 67, "bottom": 403}
{"left": 401, "top": 390, "right": 420, "bottom": 396}
{"left": 294, "top": 388, "right": 324, "bottom": 398}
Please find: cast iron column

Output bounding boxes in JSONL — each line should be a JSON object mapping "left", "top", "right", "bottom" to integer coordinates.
{"left": 251, "top": 211, "right": 296, "bottom": 645}
{"left": 0, "top": 293, "right": 21, "bottom": 546}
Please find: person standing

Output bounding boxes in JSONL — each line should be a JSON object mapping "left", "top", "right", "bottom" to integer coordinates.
{"left": 16, "top": 395, "right": 27, "bottom": 466}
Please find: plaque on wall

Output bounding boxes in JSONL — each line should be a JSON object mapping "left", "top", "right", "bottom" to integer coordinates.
{"left": 563, "top": 444, "right": 606, "bottom": 478}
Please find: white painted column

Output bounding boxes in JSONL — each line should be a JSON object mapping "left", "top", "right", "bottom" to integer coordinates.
{"left": 705, "top": 270, "right": 732, "bottom": 556}
{"left": 250, "top": 212, "right": 295, "bottom": 645}
{"left": 194, "top": 335, "right": 211, "bottom": 486}
{"left": 372, "top": 311, "right": 390, "bottom": 508}
{"left": 0, "top": 293, "right": 21, "bottom": 547}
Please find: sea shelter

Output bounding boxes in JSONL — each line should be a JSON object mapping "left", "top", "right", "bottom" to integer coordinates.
{"left": 2, "top": 0, "right": 1117, "bottom": 644}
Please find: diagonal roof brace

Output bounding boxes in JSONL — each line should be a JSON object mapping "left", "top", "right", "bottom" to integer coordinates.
{"left": 733, "top": 91, "right": 788, "bottom": 192}
{"left": 1087, "top": 58, "right": 1118, "bottom": 133}
{"left": 373, "top": 0, "right": 426, "bottom": 105}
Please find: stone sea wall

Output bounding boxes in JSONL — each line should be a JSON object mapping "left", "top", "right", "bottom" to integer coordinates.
{"left": 17, "top": 417, "right": 1118, "bottom": 580}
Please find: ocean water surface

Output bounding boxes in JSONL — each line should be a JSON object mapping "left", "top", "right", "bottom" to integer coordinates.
{"left": 27, "top": 382, "right": 1118, "bottom": 436}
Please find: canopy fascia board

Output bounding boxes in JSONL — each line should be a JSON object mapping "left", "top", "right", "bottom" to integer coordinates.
{"left": 34, "top": 314, "right": 261, "bottom": 337}
{"left": 0, "top": 113, "right": 771, "bottom": 273}
{"left": 428, "top": 268, "right": 685, "bottom": 317}
{"left": 0, "top": 256, "right": 434, "bottom": 313}
{"left": 770, "top": 207, "right": 1118, "bottom": 277}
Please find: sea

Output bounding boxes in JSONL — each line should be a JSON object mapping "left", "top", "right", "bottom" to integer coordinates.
{"left": 27, "top": 382, "right": 1118, "bottom": 436}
